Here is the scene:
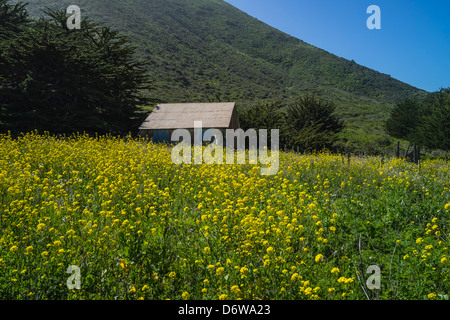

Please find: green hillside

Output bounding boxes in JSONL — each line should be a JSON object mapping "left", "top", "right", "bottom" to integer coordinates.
{"left": 17, "top": 0, "right": 426, "bottom": 149}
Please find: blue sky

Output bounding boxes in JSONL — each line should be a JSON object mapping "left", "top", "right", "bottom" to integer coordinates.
{"left": 224, "top": 0, "right": 450, "bottom": 92}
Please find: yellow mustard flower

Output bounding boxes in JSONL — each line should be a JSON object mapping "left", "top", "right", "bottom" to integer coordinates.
{"left": 427, "top": 293, "right": 436, "bottom": 300}
{"left": 181, "top": 291, "right": 190, "bottom": 300}
{"left": 330, "top": 267, "right": 340, "bottom": 274}
{"left": 231, "top": 285, "right": 241, "bottom": 295}
{"left": 216, "top": 267, "right": 225, "bottom": 276}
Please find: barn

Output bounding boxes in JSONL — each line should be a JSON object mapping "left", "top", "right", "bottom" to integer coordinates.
{"left": 138, "top": 102, "right": 240, "bottom": 144}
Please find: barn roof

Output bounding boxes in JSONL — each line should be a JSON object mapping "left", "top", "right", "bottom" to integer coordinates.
{"left": 139, "top": 102, "right": 237, "bottom": 130}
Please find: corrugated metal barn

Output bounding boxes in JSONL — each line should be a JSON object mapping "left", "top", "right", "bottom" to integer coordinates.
{"left": 139, "top": 102, "right": 240, "bottom": 144}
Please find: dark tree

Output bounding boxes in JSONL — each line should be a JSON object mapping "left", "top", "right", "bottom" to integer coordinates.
{"left": 0, "top": 0, "right": 29, "bottom": 32}
{"left": 284, "top": 95, "right": 344, "bottom": 151}
{"left": 238, "top": 101, "right": 285, "bottom": 131}
{"left": 237, "top": 101, "right": 285, "bottom": 149}
{"left": 384, "top": 98, "right": 421, "bottom": 142}
{"left": 0, "top": 0, "right": 31, "bottom": 130}
{"left": 416, "top": 88, "right": 450, "bottom": 151}
{"left": 0, "top": 2, "right": 152, "bottom": 135}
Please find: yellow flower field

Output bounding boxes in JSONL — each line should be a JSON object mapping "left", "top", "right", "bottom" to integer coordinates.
{"left": 0, "top": 132, "right": 448, "bottom": 300}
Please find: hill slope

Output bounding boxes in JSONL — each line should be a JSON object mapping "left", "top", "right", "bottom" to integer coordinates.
{"left": 18, "top": 0, "right": 426, "bottom": 148}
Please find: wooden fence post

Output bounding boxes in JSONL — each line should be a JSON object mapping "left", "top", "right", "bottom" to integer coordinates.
{"left": 417, "top": 145, "right": 421, "bottom": 165}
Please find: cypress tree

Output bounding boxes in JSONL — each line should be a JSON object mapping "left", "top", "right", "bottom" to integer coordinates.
{"left": 0, "top": 2, "right": 153, "bottom": 135}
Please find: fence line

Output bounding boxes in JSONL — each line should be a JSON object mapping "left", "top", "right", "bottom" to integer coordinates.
{"left": 280, "top": 141, "right": 427, "bottom": 166}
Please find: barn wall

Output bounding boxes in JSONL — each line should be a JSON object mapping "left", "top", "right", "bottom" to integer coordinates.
{"left": 229, "top": 107, "right": 240, "bottom": 130}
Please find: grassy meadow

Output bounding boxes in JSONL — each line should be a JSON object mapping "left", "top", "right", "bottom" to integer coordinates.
{"left": 0, "top": 132, "right": 448, "bottom": 300}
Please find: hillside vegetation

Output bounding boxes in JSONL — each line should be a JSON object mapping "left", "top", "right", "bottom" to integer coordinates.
{"left": 17, "top": 0, "right": 427, "bottom": 149}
